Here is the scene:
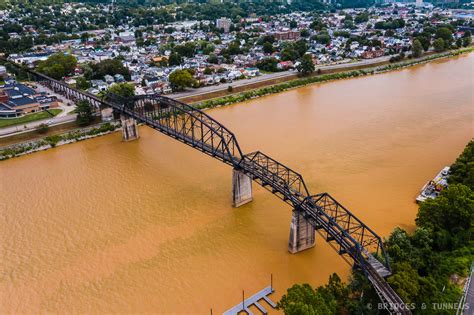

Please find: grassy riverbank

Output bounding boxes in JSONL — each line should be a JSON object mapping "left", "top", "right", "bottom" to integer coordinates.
{"left": 193, "top": 47, "right": 474, "bottom": 110}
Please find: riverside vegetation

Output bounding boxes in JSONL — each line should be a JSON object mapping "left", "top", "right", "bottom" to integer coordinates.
{"left": 0, "top": 122, "right": 118, "bottom": 160}
{"left": 277, "top": 140, "right": 474, "bottom": 314}
{"left": 194, "top": 48, "right": 474, "bottom": 110}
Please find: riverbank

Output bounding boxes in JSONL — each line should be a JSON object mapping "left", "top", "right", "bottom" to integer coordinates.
{"left": 0, "top": 122, "right": 120, "bottom": 160}
{"left": 192, "top": 47, "right": 474, "bottom": 110}
{"left": 0, "top": 47, "right": 471, "bottom": 150}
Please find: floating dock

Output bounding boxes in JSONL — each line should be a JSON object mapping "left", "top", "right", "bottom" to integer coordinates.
{"left": 223, "top": 286, "right": 276, "bottom": 315}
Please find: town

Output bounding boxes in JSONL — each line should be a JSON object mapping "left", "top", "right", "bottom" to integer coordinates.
{"left": 1, "top": 1, "right": 472, "bottom": 108}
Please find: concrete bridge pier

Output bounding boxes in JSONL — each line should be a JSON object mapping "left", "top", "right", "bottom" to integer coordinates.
{"left": 232, "top": 169, "right": 253, "bottom": 207}
{"left": 288, "top": 209, "right": 315, "bottom": 254}
{"left": 121, "top": 115, "right": 139, "bottom": 141}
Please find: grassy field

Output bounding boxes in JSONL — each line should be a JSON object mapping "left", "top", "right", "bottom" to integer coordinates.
{"left": 0, "top": 109, "right": 62, "bottom": 128}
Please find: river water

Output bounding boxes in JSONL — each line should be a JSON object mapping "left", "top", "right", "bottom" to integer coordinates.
{"left": 1, "top": 54, "right": 473, "bottom": 313}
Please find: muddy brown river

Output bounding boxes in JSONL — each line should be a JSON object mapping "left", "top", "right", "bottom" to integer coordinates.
{"left": 1, "top": 53, "right": 473, "bottom": 313}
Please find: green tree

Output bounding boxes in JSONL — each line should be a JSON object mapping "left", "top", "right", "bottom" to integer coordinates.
{"left": 208, "top": 53, "right": 219, "bottom": 64}
{"left": 75, "top": 100, "right": 94, "bottom": 126}
{"left": 75, "top": 77, "right": 90, "bottom": 90}
{"left": 416, "top": 36, "right": 431, "bottom": 51}
{"left": 81, "top": 32, "right": 89, "bottom": 43}
{"left": 412, "top": 39, "right": 423, "bottom": 58}
{"left": 449, "top": 140, "right": 474, "bottom": 189}
{"left": 316, "top": 34, "right": 331, "bottom": 45}
{"left": 462, "top": 31, "right": 472, "bottom": 47}
{"left": 168, "top": 69, "right": 195, "bottom": 92}
{"left": 280, "top": 47, "right": 299, "bottom": 61}
{"left": 293, "top": 40, "right": 308, "bottom": 57}
{"left": 435, "top": 27, "right": 453, "bottom": 46}
{"left": 277, "top": 283, "right": 337, "bottom": 315}
{"left": 89, "top": 58, "right": 130, "bottom": 80}
{"left": 387, "top": 262, "right": 420, "bottom": 304}
{"left": 107, "top": 83, "right": 135, "bottom": 98}
{"left": 297, "top": 54, "right": 315, "bottom": 76}
{"left": 300, "top": 29, "right": 310, "bottom": 38}
{"left": 416, "top": 184, "right": 473, "bottom": 250}
{"left": 263, "top": 41, "right": 274, "bottom": 54}
{"left": 256, "top": 57, "right": 279, "bottom": 72}
{"left": 168, "top": 52, "right": 183, "bottom": 66}
{"left": 433, "top": 38, "right": 445, "bottom": 52}
{"left": 37, "top": 53, "right": 77, "bottom": 80}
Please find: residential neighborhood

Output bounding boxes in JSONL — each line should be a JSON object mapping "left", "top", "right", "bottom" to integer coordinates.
{"left": 1, "top": 1, "right": 472, "bottom": 97}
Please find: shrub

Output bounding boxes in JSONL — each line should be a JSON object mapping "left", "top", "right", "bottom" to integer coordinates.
{"left": 36, "top": 123, "right": 49, "bottom": 134}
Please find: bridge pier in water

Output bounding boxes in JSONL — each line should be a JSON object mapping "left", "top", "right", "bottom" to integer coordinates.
{"left": 121, "top": 115, "right": 139, "bottom": 141}
{"left": 288, "top": 209, "right": 316, "bottom": 254}
{"left": 232, "top": 169, "right": 253, "bottom": 207}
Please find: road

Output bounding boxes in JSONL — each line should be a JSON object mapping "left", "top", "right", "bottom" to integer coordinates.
{"left": 462, "top": 264, "right": 474, "bottom": 315}
{"left": 0, "top": 114, "right": 76, "bottom": 137}
{"left": 170, "top": 55, "right": 391, "bottom": 100}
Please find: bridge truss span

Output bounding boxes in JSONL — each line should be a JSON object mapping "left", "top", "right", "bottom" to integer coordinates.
{"left": 240, "top": 151, "right": 309, "bottom": 207}
{"left": 105, "top": 93, "right": 245, "bottom": 166}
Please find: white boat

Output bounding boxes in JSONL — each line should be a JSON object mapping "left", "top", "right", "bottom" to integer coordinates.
{"left": 416, "top": 166, "right": 450, "bottom": 203}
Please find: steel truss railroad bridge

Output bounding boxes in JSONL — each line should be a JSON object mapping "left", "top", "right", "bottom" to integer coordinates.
{"left": 24, "top": 68, "right": 411, "bottom": 314}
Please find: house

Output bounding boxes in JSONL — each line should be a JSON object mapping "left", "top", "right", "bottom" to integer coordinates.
{"left": 243, "top": 68, "right": 260, "bottom": 77}
{"left": 114, "top": 74, "right": 125, "bottom": 82}
{"left": 8, "top": 52, "right": 51, "bottom": 65}
{"left": 272, "top": 30, "right": 301, "bottom": 41}
{"left": 361, "top": 49, "right": 385, "bottom": 59}
{"left": 118, "top": 31, "right": 135, "bottom": 43}
{"left": 86, "top": 87, "right": 100, "bottom": 95}
{"left": 277, "top": 61, "right": 294, "bottom": 70}
{"left": 144, "top": 77, "right": 161, "bottom": 87}
{"left": 0, "top": 66, "right": 7, "bottom": 79}
{"left": 104, "top": 75, "right": 114, "bottom": 84}
{"left": 90, "top": 80, "right": 108, "bottom": 91}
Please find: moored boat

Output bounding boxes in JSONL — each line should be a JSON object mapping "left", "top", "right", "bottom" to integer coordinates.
{"left": 416, "top": 166, "right": 450, "bottom": 203}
